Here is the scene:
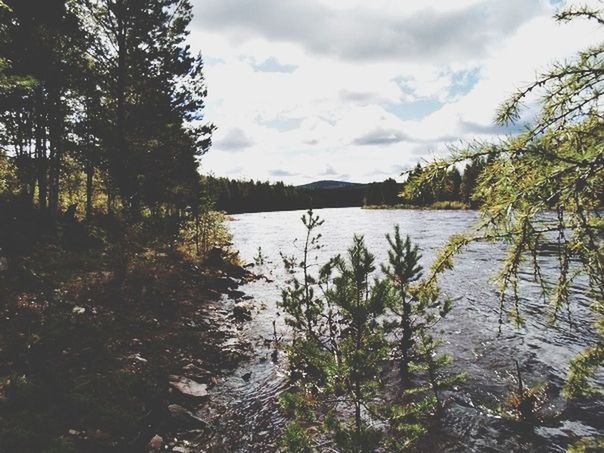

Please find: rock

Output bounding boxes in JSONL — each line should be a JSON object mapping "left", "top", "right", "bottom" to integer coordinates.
{"left": 226, "top": 277, "right": 239, "bottom": 289}
{"left": 89, "top": 429, "right": 111, "bottom": 441}
{"left": 129, "top": 353, "right": 148, "bottom": 364}
{"left": 68, "top": 429, "right": 80, "bottom": 436}
{"left": 167, "top": 404, "right": 206, "bottom": 428}
{"left": 72, "top": 306, "right": 86, "bottom": 315}
{"left": 211, "top": 276, "right": 239, "bottom": 292}
{"left": 226, "top": 263, "right": 246, "bottom": 279}
{"left": 149, "top": 434, "right": 163, "bottom": 451}
{"left": 228, "top": 289, "right": 246, "bottom": 300}
{"left": 169, "top": 375, "right": 208, "bottom": 399}
{"left": 206, "top": 247, "right": 227, "bottom": 267}
{"left": 232, "top": 303, "right": 252, "bottom": 322}
{"left": 182, "top": 363, "right": 211, "bottom": 381}
{"left": 241, "top": 372, "right": 252, "bottom": 382}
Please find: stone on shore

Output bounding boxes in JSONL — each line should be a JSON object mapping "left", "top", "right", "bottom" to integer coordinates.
{"left": 148, "top": 434, "right": 163, "bottom": 451}
{"left": 167, "top": 404, "right": 206, "bottom": 428}
{"left": 169, "top": 375, "right": 208, "bottom": 399}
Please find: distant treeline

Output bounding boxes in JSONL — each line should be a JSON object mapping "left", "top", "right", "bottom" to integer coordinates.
{"left": 401, "top": 157, "right": 487, "bottom": 207}
{"left": 204, "top": 158, "right": 487, "bottom": 214}
{"left": 203, "top": 177, "right": 401, "bottom": 213}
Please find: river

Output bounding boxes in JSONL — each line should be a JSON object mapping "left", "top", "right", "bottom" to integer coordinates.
{"left": 198, "top": 207, "right": 602, "bottom": 452}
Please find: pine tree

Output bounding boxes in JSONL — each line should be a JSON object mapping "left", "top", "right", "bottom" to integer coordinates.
{"left": 404, "top": 5, "right": 604, "bottom": 398}
{"left": 279, "top": 214, "right": 460, "bottom": 451}
{"left": 78, "top": 0, "right": 213, "bottom": 215}
{"left": 459, "top": 157, "right": 485, "bottom": 205}
{"left": 381, "top": 226, "right": 423, "bottom": 382}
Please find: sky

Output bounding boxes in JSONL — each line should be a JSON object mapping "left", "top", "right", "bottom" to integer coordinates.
{"left": 189, "top": 0, "right": 603, "bottom": 185}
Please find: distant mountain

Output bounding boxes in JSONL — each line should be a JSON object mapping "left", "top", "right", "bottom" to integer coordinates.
{"left": 297, "top": 180, "right": 365, "bottom": 190}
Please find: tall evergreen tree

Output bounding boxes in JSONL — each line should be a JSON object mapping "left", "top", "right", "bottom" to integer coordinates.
{"left": 78, "top": 0, "right": 213, "bottom": 215}
{"left": 460, "top": 157, "right": 485, "bottom": 205}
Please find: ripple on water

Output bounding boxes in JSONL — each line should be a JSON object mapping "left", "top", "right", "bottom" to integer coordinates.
{"left": 199, "top": 207, "right": 601, "bottom": 452}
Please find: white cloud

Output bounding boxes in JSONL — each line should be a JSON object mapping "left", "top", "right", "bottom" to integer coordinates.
{"left": 213, "top": 127, "right": 255, "bottom": 151}
{"left": 192, "top": 0, "right": 604, "bottom": 184}
{"left": 193, "top": 0, "right": 546, "bottom": 63}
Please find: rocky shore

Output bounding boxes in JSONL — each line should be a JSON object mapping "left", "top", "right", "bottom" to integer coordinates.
{"left": 0, "top": 244, "right": 261, "bottom": 452}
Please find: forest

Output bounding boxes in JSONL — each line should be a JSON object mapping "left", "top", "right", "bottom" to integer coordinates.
{"left": 0, "top": 1, "right": 234, "bottom": 451}
{"left": 205, "top": 158, "right": 486, "bottom": 214}
{"left": 204, "top": 176, "right": 400, "bottom": 213}
{"left": 0, "top": 0, "right": 602, "bottom": 452}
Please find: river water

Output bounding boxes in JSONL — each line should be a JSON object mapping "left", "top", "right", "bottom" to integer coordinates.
{"left": 199, "top": 207, "right": 602, "bottom": 452}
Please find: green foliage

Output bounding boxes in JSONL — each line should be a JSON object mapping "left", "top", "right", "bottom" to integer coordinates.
{"left": 386, "top": 399, "right": 431, "bottom": 451}
{"left": 280, "top": 210, "right": 325, "bottom": 336}
{"left": 280, "top": 423, "right": 314, "bottom": 453}
{"left": 322, "top": 235, "right": 390, "bottom": 437}
{"left": 564, "top": 344, "right": 604, "bottom": 398}
{"left": 460, "top": 157, "right": 487, "bottom": 205}
{"left": 0, "top": 2, "right": 37, "bottom": 94}
{"left": 0, "top": 4, "right": 228, "bottom": 447}
{"left": 0, "top": 151, "right": 17, "bottom": 197}
{"left": 180, "top": 198, "right": 231, "bottom": 259}
{"left": 205, "top": 173, "right": 476, "bottom": 214}
{"left": 401, "top": 161, "right": 481, "bottom": 207}
{"left": 383, "top": 226, "right": 423, "bottom": 287}
{"left": 567, "top": 436, "right": 604, "bottom": 453}
{"left": 279, "top": 211, "right": 389, "bottom": 449}
{"left": 279, "top": 390, "right": 317, "bottom": 421}
{"left": 254, "top": 246, "right": 266, "bottom": 266}
{"left": 382, "top": 226, "right": 423, "bottom": 381}
{"left": 0, "top": 0, "right": 213, "bottom": 225}
{"left": 397, "top": 5, "right": 604, "bottom": 397}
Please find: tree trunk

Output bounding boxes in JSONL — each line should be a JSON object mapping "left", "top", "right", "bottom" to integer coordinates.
{"left": 107, "top": 185, "right": 114, "bottom": 216}
{"left": 355, "top": 400, "right": 361, "bottom": 437}
{"left": 47, "top": 87, "right": 64, "bottom": 223}
{"left": 35, "top": 90, "right": 48, "bottom": 211}
{"left": 400, "top": 296, "right": 412, "bottom": 383}
{"left": 86, "top": 162, "right": 94, "bottom": 221}
{"left": 115, "top": 1, "right": 128, "bottom": 207}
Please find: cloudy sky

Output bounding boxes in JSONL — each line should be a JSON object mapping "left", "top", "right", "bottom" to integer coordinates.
{"left": 189, "top": 0, "right": 603, "bottom": 185}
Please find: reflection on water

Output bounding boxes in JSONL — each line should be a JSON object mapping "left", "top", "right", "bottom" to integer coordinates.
{"left": 200, "top": 207, "right": 601, "bottom": 452}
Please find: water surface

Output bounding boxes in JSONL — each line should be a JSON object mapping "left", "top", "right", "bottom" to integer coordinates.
{"left": 201, "top": 207, "right": 601, "bottom": 452}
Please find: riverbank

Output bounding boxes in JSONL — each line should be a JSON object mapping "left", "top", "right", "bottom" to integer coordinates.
{"left": 0, "top": 236, "right": 257, "bottom": 452}
{"left": 217, "top": 201, "right": 471, "bottom": 216}
{"left": 363, "top": 201, "right": 470, "bottom": 210}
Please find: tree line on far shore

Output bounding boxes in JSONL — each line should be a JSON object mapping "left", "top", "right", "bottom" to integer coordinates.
{"left": 204, "top": 157, "right": 487, "bottom": 214}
